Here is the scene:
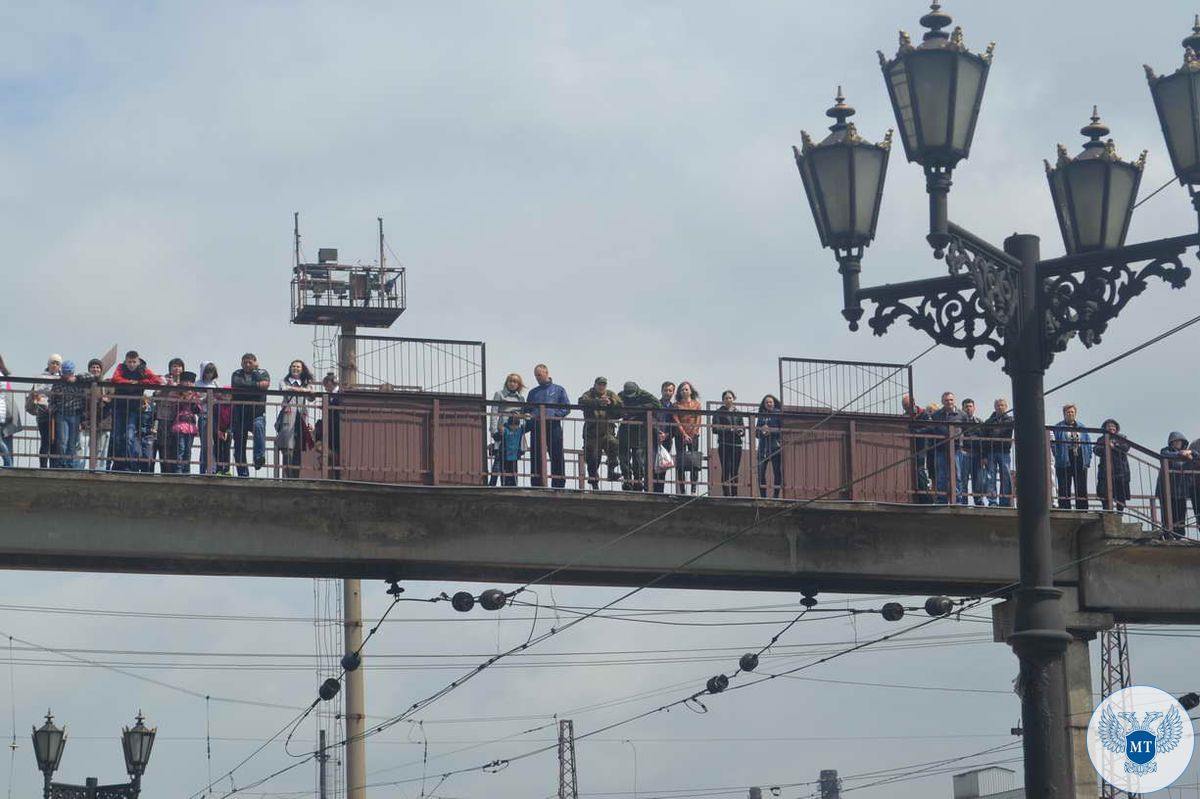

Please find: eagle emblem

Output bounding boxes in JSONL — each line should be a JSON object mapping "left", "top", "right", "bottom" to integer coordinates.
{"left": 1098, "top": 704, "right": 1184, "bottom": 776}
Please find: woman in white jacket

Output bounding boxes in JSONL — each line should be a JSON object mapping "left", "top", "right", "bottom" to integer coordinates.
{"left": 275, "top": 360, "right": 315, "bottom": 478}
{"left": 489, "top": 373, "right": 526, "bottom": 486}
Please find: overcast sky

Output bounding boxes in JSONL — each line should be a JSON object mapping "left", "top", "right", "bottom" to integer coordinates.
{"left": 2, "top": 2, "right": 1200, "bottom": 797}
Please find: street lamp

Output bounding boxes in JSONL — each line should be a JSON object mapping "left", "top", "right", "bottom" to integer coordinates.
{"left": 792, "top": 5, "right": 1196, "bottom": 797}
{"left": 32, "top": 711, "right": 155, "bottom": 799}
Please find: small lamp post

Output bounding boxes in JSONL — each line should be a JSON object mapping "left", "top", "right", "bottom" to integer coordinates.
{"left": 31, "top": 711, "right": 66, "bottom": 799}
{"left": 32, "top": 711, "right": 155, "bottom": 799}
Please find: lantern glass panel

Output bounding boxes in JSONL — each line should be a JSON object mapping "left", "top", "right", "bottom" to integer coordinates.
{"left": 1065, "top": 161, "right": 1105, "bottom": 250}
{"left": 1049, "top": 169, "right": 1075, "bottom": 250}
{"left": 909, "top": 52, "right": 953, "bottom": 150}
{"left": 886, "top": 60, "right": 919, "bottom": 156}
{"left": 951, "top": 57, "right": 985, "bottom": 152}
{"left": 797, "top": 156, "right": 830, "bottom": 246}
{"left": 852, "top": 146, "right": 887, "bottom": 239}
{"left": 1158, "top": 73, "right": 1198, "bottom": 178}
{"left": 1104, "top": 165, "right": 1138, "bottom": 249}
{"left": 810, "top": 148, "right": 852, "bottom": 242}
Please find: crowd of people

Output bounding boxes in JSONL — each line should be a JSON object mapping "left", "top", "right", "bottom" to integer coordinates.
{"left": 489, "top": 366, "right": 784, "bottom": 498}
{"left": 0, "top": 351, "right": 341, "bottom": 478}
{"left": 902, "top": 390, "right": 1200, "bottom": 536}
{"left": 2, "top": 353, "right": 1198, "bottom": 534}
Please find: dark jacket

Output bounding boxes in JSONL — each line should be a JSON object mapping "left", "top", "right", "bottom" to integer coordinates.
{"left": 1093, "top": 432, "right": 1131, "bottom": 480}
{"left": 756, "top": 410, "right": 782, "bottom": 457}
{"left": 111, "top": 360, "right": 162, "bottom": 397}
{"left": 617, "top": 388, "right": 661, "bottom": 441}
{"left": 960, "top": 413, "right": 984, "bottom": 456}
{"left": 231, "top": 367, "right": 272, "bottom": 417}
{"left": 930, "top": 407, "right": 967, "bottom": 451}
{"left": 1157, "top": 432, "right": 1194, "bottom": 498}
{"left": 48, "top": 375, "right": 95, "bottom": 417}
{"left": 714, "top": 408, "right": 746, "bottom": 450}
{"left": 982, "top": 410, "right": 1014, "bottom": 455}
{"left": 578, "top": 388, "right": 622, "bottom": 440}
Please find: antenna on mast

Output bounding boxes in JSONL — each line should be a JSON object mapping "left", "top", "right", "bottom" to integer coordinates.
{"left": 378, "top": 217, "right": 385, "bottom": 269}
{"left": 294, "top": 212, "right": 301, "bottom": 269}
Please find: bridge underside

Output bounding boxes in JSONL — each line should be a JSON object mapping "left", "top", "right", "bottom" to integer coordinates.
{"left": 0, "top": 471, "right": 1196, "bottom": 623}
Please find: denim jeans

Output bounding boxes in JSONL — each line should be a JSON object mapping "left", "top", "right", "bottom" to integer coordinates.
{"left": 934, "top": 448, "right": 968, "bottom": 504}
{"left": 232, "top": 408, "right": 266, "bottom": 477}
{"left": 984, "top": 451, "right": 1013, "bottom": 506}
{"left": 529, "top": 421, "right": 565, "bottom": 488}
{"left": 176, "top": 434, "right": 195, "bottom": 474}
{"left": 0, "top": 436, "right": 10, "bottom": 467}
{"left": 111, "top": 398, "right": 142, "bottom": 472}
{"left": 53, "top": 413, "right": 81, "bottom": 469}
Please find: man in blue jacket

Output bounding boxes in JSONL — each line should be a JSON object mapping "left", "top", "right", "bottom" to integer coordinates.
{"left": 1051, "top": 403, "right": 1093, "bottom": 510}
{"left": 526, "top": 363, "right": 569, "bottom": 488}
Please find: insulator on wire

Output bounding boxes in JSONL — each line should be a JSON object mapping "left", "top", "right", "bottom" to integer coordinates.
{"left": 924, "top": 595, "right": 954, "bottom": 617}
{"left": 706, "top": 674, "right": 729, "bottom": 694}
{"left": 479, "top": 589, "right": 507, "bottom": 611}
{"left": 451, "top": 591, "right": 475, "bottom": 612}
{"left": 799, "top": 586, "right": 819, "bottom": 608}
{"left": 881, "top": 602, "right": 905, "bottom": 622}
{"left": 319, "top": 678, "right": 341, "bottom": 701}
{"left": 341, "top": 651, "right": 361, "bottom": 672}
{"left": 739, "top": 653, "right": 760, "bottom": 672}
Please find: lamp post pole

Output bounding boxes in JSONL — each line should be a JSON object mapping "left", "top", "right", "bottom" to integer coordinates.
{"left": 793, "top": 5, "right": 1200, "bottom": 796}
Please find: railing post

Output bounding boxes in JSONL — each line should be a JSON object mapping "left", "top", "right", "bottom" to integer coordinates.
{"left": 847, "top": 420, "right": 858, "bottom": 501}
{"left": 1104, "top": 433, "right": 1114, "bottom": 513}
{"left": 644, "top": 409, "right": 654, "bottom": 493}
{"left": 750, "top": 415, "right": 759, "bottom": 499}
{"left": 320, "top": 393, "right": 330, "bottom": 481}
{"left": 538, "top": 411, "right": 548, "bottom": 489}
{"left": 1162, "top": 456, "right": 1174, "bottom": 533}
{"left": 430, "top": 398, "right": 440, "bottom": 486}
{"left": 946, "top": 431, "right": 957, "bottom": 505}
{"left": 86, "top": 382, "right": 99, "bottom": 471}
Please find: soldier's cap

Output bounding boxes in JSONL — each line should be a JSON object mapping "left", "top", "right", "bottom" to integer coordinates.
{"left": 594, "top": 376, "right": 607, "bottom": 385}
{"left": 623, "top": 381, "right": 639, "bottom": 393}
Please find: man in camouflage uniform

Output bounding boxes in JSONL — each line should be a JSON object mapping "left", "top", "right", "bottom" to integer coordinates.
{"left": 617, "top": 380, "right": 661, "bottom": 491}
{"left": 579, "top": 377, "right": 623, "bottom": 489}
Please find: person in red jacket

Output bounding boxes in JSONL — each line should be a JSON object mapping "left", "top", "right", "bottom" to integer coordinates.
{"left": 109, "top": 350, "right": 163, "bottom": 472}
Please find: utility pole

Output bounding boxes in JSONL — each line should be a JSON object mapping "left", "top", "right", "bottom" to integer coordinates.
{"left": 819, "top": 769, "right": 841, "bottom": 799}
{"left": 317, "top": 729, "right": 329, "bottom": 799}
{"left": 339, "top": 328, "right": 365, "bottom": 799}
{"left": 557, "top": 719, "right": 579, "bottom": 799}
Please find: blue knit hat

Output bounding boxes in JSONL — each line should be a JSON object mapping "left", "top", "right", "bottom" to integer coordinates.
{"left": 61, "top": 360, "right": 76, "bottom": 374}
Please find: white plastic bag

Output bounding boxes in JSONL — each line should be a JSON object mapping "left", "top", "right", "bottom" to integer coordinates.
{"left": 655, "top": 444, "right": 674, "bottom": 472}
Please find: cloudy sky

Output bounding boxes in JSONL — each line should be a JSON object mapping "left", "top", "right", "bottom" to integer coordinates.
{"left": 2, "top": 1, "right": 1200, "bottom": 797}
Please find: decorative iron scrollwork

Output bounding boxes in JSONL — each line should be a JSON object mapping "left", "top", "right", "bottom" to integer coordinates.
{"left": 944, "top": 235, "right": 1020, "bottom": 329}
{"left": 866, "top": 288, "right": 1007, "bottom": 364}
{"left": 1042, "top": 254, "right": 1192, "bottom": 367}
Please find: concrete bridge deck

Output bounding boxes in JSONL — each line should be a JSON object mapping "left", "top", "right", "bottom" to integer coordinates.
{"left": 1, "top": 471, "right": 1196, "bottom": 623}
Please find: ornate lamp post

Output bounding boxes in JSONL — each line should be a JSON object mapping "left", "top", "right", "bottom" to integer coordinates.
{"left": 32, "top": 711, "right": 156, "bottom": 799}
{"left": 794, "top": 6, "right": 1196, "bottom": 797}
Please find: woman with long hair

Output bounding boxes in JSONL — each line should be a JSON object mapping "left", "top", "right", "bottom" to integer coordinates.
{"left": 756, "top": 394, "right": 783, "bottom": 499}
{"left": 672, "top": 381, "right": 701, "bottom": 494}
{"left": 713, "top": 389, "right": 745, "bottom": 496}
{"left": 276, "top": 359, "right": 315, "bottom": 478}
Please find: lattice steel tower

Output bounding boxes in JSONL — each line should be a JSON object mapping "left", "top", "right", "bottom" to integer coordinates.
{"left": 557, "top": 719, "right": 579, "bottom": 799}
{"left": 1099, "top": 623, "right": 1137, "bottom": 799}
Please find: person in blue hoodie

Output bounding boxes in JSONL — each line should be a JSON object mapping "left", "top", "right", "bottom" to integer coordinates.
{"left": 1157, "top": 432, "right": 1194, "bottom": 537}
{"left": 1051, "top": 403, "right": 1093, "bottom": 510}
{"left": 525, "top": 363, "right": 569, "bottom": 488}
{"left": 498, "top": 413, "right": 525, "bottom": 487}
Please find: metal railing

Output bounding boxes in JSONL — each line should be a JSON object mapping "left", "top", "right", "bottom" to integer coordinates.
{"left": 340, "top": 335, "right": 486, "bottom": 396}
{"left": 291, "top": 263, "right": 406, "bottom": 327}
{"left": 2, "top": 377, "right": 1194, "bottom": 538}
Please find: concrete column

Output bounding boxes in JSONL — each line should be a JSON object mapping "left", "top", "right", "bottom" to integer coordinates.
{"left": 993, "top": 590, "right": 1113, "bottom": 799}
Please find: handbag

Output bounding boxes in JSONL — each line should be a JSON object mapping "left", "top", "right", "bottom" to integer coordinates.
{"left": 655, "top": 444, "right": 674, "bottom": 472}
{"left": 679, "top": 449, "right": 702, "bottom": 471}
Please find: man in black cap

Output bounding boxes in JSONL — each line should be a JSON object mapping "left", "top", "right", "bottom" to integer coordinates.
{"left": 617, "top": 380, "right": 661, "bottom": 491}
{"left": 578, "top": 376, "right": 622, "bottom": 489}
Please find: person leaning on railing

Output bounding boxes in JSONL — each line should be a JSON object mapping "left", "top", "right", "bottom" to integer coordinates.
{"left": 1092, "top": 418, "right": 1131, "bottom": 513}
{"left": 616, "top": 381, "right": 660, "bottom": 492}
{"left": 27, "top": 354, "right": 62, "bottom": 468}
{"left": 579, "top": 377, "right": 622, "bottom": 490}
{"left": 230, "top": 353, "right": 271, "bottom": 476}
{"left": 672, "top": 381, "right": 702, "bottom": 495}
{"left": 1156, "top": 432, "right": 1194, "bottom": 538}
{"left": 47, "top": 361, "right": 94, "bottom": 469}
{"left": 110, "top": 350, "right": 163, "bottom": 473}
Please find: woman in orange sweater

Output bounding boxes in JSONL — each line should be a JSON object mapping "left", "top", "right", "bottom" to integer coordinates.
{"left": 673, "top": 381, "right": 702, "bottom": 494}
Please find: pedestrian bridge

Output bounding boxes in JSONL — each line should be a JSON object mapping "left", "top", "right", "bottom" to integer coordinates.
{"left": 1, "top": 470, "right": 1196, "bottom": 624}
